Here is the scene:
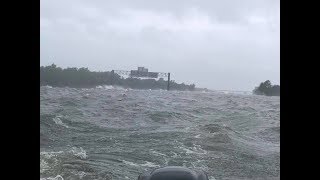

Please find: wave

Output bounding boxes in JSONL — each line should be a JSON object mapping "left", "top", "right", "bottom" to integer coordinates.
{"left": 40, "top": 175, "right": 64, "bottom": 180}
{"left": 40, "top": 151, "right": 64, "bottom": 159}
{"left": 201, "top": 123, "right": 229, "bottom": 134}
{"left": 96, "top": 85, "right": 114, "bottom": 90}
{"left": 40, "top": 147, "right": 88, "bottom": 177}
{"left": 69, "top": 147, "right": 88, "bottom": 159}
{"left": 41, "top": 87, "right": 280, "bottom": 179}
{"left": 95, "top": 85, "right": 131, "bottom": 91}
{"left": 122, "top": 160, "right": 160, "bottom": 168}
{"left": 44, "top": 85, "right": 53, "bottom": 89}
{"left": 150, "top": 149, "right": 167, "bottom": 157}
{"left": 52, "top": 116, "right": 69, "bottom": 128}
{"left": 40, "top": 147, "right": 87, "bottom": 160}
{"left": 194, "top": 134, "right": 201, "bottom": 138}
{"left": 179, "top": 144, "right": 207, "bottom": 155}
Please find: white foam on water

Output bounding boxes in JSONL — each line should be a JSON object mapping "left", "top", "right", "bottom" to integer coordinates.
{"left": 194, "top": 144, "right": 207, "bottom": 154}
{"left": 179, "top": 144, "right": 207, "bottom": 155}
{"left": 150, "top": 149, "right": 166, "bottom": 157}
{"left": 40, "top": 175, "right": 64, "bottom": 180}
{"left": 40, "top": 151, "right": 64, "bottom": 174}
{"left": 103, "top": 85, "right": 114, "bottom": 89}
{"left": 122, "top": 160, "right": 160, "bottom": 168}
{"left": 150, "top": 150, "right": 169, "bottom": 165}
{"left": 180, "top": 146, "right": 196, "bottom": 154}
{"left": 40, "top": 151, "right": 64, "bottom": 159}
{"left": 141, "top": 161, "right": 160, "bottom": 168}
{"left": 52, "top": 116, "right": 69, "bottom": 128}
{"left": 122, "top": 160, "right": 139, "bottom": 167}
{"left": 40, "top": 159, "right": 50, "bottom": 173}
{"left": 195, "top": 134, "right": 201, "bottom": 138}
{"left": 76, "top": 171, "right": 86, "bottom": 179}
{"left": 40, "top": 148, "right": 87, "bottom": 177}
{"left": 69, "top": 147, "right": 87, "bottom": 159}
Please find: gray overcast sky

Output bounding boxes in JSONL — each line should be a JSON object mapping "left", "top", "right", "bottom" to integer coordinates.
{"left": 40, "top": 0, "right": 279, "bottom": 91}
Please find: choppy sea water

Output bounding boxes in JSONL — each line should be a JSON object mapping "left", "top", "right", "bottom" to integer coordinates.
{"left": 40, "top": 86, "right": 280, "bottom": 180}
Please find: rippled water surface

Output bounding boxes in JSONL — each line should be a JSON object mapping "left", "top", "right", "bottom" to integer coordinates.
{"left": 40, "top": 86, "right": 280, "bottom": 180}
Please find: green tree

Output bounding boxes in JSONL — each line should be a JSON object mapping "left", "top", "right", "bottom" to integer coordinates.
{"left": 40, "top": 65, "right": 196, "bottom": 91}
{"left": 253, "top": 80, "right": 279, "bottom": 96}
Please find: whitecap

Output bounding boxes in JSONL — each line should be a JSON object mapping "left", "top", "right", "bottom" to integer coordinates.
{"left": 52, "top": 116, "right": 69, "bottom": 128}
{"left": 40, "top": 175, "right": 64, "bottom": 180}
{"left": 150, "top": 149, "right": 166, "bottom": 157}
{"left": 122, "top": 160, "right": 139, "bottom": 167}
{"left": 40, "top": 159, "right": 49, "bottom": 173}
{"left": 179, "top": 144, "right": 207, "bottom": 155}
{"left": 122, "top": 160, "right": 160, "bottom": 168}
{"left": 69, "top": 147, "right": 87, "bottom": 159}
{"left": 141, "top": 161, "right": 160, "bottom": 168}
{"left": 195, "top": 134, "right": 201, "bottom": 138}
{"left": 76, "top": 171, "right": 86, "bottom": 179}
{"left": 40, "top": 151, "right": 64, "bottom": 159}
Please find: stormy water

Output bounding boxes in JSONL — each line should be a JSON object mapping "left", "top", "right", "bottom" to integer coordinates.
{"left": 40, "top": 86, "right": 280, "bottom": 180}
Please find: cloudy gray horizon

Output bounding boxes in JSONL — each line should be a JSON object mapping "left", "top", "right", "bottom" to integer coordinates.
{"left": 40, "top": 0, "right": 279, "bottom": 91}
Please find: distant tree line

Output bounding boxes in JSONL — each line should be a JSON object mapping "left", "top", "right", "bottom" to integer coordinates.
{"left": 253, "top": 80, "right": 280, "bottom": 96}
{"left": 40, "top": 64, "right": 196, "bottom": 91}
